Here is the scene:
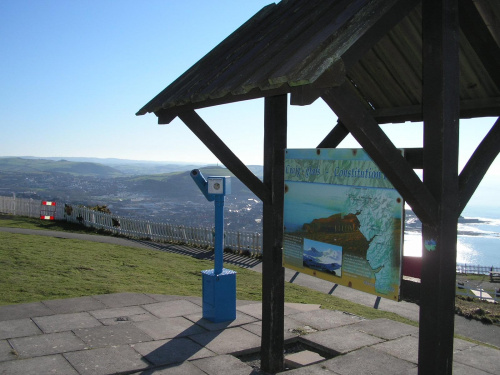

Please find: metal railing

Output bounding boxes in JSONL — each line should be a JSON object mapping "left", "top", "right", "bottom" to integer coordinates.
{"left": 0, "top": 196, "right": 262, "bottom": 256}
{"left": 456, "top": 263, "right": 500, "bottom": 275}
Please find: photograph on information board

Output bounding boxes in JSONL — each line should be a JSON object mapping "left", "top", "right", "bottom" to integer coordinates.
{"left": 283, "top": 148, "right": 403, "bottom": 301}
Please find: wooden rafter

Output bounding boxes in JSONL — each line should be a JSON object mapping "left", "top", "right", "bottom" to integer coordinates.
{"left": 317, "top": 120, "right": 350, "bottom": 148}
{"left": 458, "top": 0, "right": 500, "bottom": 89}
{"left": 458, "top": 117, "right": 500, "bottom": 214}
{"left": 342, "top": 0, "right": 421, "bottom": 71}
{"left": 321, "top": 83, "right": 438, "bottom": 226}
{"left": 177, "top": 110, "right": 270, "bottom": 203}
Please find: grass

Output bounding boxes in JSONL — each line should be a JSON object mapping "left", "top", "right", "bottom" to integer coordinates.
{"left": 0, "top": 222, "right": 416, "bottom": 326}
{"left": 455, "top": 296, "right": 500, "bottom": 325}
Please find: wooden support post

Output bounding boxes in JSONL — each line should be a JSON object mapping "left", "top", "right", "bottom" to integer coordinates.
{"left": 317, "top": 120, "right": 349, "bottom": 148}
{"left": 419, "top": 1, "right": 460, "bottom": 374}
{"left": 261, "top": 95, "right": 287, "bottom": 374}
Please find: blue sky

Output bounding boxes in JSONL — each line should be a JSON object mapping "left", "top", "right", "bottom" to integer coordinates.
{"left": 0, "top": 0, "right": 498, "bottom": 213}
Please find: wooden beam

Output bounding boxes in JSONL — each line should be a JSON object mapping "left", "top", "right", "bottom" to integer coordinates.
{"left": 371, "top": 97, "right": 500, "bottom": 124}
{"left": 153, "top": 87, "right": 291, "bottom": 124}
{"left": 419, "top": 1, "right": 460, "bottom": 374}
{"left": 177, "top": 110, "right": 271, "bottom": 203}
{"left": 458, "top": 117, "right": 500, "bottom": 214}
{"left": 290, "top": 86, "right": 321, "bottom": 106}
{"left": 342, "top": 0, "right": 421, "bottom": 70}
{"left": 260, "top": 95, "right": 287, "bottom": 374}
{"left": 317, "top": 121, "right": 349, "bottom": 148}
{"left": 458, "top": 0, "right": 500, "bottom": 89}
{"left": 321, "top": 84, "right": 438, "bottom": 226}
{"left": 403, "top": 148, "right": 423, "bottom": 169}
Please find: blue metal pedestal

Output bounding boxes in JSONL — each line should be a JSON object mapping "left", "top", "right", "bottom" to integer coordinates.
{"left": 202, "top": 268, "right": 237, "bottom": 322}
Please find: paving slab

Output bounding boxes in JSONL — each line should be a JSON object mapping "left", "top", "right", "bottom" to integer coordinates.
{"left": 93, "top": 292, "right": 157, "bottom": 308}
{"left": 0, "top": 339, "right": 17, "bottom": 362}
{"left": 64, "top": 345, "right": 149, "bottom": 375}
{"left": 184, "top": 311, "right": 258, "bottom": 331}
{"left": 99, "top": 311, "right": 157, "bottom": 326}
{"left": 74, "top": 323, "right": 153, "bottom": 348}
{"left": 89, "top": 305, "right": 151, "bottom": 320}
{"left": 236, "top": 302, "right": 300, "bottom": 320}
{"left": 278, "top": 364, "right": 340, "bottom": 374}
{"left": 145, "top": 294, "right": 186, "bottom": 303}
{"left": 350, "top": 318, "right": 418, "bottom": 340}
{"left": 132, "top": 361, "right": 207, "bottom": 374}
{"left": 141, "top": 299, "right": 202, "bottom": 318}
{"left": 0, "top": 354, "right": 79, "bottom": 374}
{"left": 0, "top": 302, "right": 54, "bottom": 321}
{"left": 9, "top": 331, "right": 87, "bottom": 358}
{"left": 239, "top": 322, "right": 263, "bottom": 338}
{"left": 404, "top": 362, "right": 495, "bottom": 375}
{"left": 42, "top": 296, "right": 106, "bottom": 314}
{"left": 371, "top": 335, "right": 419, "bottom": 364}
{"left": 284, "top": 315, "right": 321, "bottom": 336}
{"left": 453, "top": 337, "right": 479, "bottom": 353}
{"left": 190, "top": 326, "right": 261, "bottom": 355}
{"left": 33, "top": 311, "right": 102, "bottom": 333}
{"left": 132, "top": 337, "right": 215, "bottom": 366}
{"left": 451, "top": 362, "right": 494, "bottom": 375}
{"left": 321, "top": 347, "right": 416, "bottom": 375}
{"left": 182, "top": 296, "right": 203, "bottom": 306}
{"left": 135, "top": 316, "right": 206, "bottom": 340}
{"left": 300, "top": 326, "right": 384, "bottom": 355}
{"left": 236, "top": 299, "right": 261, "bottom": 307}
{"left": 290, "top": 310, "right": 365, "bottom": 331}
{"left": 285, "top": 350, "right": 325, "bottom": 369}
{"left": 240, "top": 316, "right": 307, "bottom": 341}
{"left": 0, "top": 318, "right": 42, "bottom": 339}
{"left": 453, "top": 344, "right": 500, "bottom": 374}
{"left": 191, "top": 353, "right": 257, "bottom": 375}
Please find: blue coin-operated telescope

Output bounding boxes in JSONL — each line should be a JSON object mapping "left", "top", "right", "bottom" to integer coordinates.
{"left": 190, "top": 169, "right": 236, "bottom": 322}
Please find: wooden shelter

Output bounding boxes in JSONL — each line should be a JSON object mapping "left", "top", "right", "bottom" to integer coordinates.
{"left": 137, "top": 0, "right": 500, "bottom": 373}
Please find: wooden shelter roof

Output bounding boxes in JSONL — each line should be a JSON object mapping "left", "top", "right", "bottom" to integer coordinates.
{"left": 137, "top": 0, "right": 500, "bottom": 124}
{"left": 137, "top": 1, "right": 500, "bottom": 373}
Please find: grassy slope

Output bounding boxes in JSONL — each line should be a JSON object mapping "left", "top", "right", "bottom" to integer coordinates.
{"left": 0, "top": 218, "right": 414, "bottom": 325}
{"left": 1, "top": 215, "right": 498, "bottom": 327}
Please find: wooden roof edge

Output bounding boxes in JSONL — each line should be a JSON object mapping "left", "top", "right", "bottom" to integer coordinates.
{"left": 154, "top": 85, "right": 292, "bottom": 124}
{"left": 135, "top": 3, "right": 278, "bottom": 117}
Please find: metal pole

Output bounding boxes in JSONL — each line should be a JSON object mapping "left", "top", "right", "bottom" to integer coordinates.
{"left": 214, "top": 195, "right": 224, "bottom": 275}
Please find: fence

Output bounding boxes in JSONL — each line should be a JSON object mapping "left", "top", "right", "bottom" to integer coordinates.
{"left": 0, "top": 196, "right": 263, "bottom": 256}
{"left": 456, "top": 263, "right": 500, "bottom": 275}
{"left": 3, "top": 196, "right": 500, "bottom": 267}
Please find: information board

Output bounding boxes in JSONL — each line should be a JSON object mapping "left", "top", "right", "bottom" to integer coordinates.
{"left": 283, "top": 149, "right": 403, "bottom": 300}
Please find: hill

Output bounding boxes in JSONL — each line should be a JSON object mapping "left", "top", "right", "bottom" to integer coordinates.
{"left": 0, "top": 157, "right": 124, "bottom": 178}
{"left": 121, "top": 166, "right": 256, "bottom": 199}
{"left": 12, "top": 156, "right": 264, "bottom": 177}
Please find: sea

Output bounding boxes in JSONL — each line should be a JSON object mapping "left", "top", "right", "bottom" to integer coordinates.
{"left": 404, "top": 205, "right": 500, "bottom": 268}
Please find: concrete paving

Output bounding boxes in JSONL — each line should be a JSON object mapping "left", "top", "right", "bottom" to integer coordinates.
{"left": 0, "top": 293, "right": 499, "bottom": 375}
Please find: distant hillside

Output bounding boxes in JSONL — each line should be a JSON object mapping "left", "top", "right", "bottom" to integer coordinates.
{"left": 0, "top": 157, "right": 124, "bottom": 177}
{"left": 122, "top": 167, "right": 257, "bottom": 199}
{"left": 9, "top": 156, "right": 263, "bottom": 177}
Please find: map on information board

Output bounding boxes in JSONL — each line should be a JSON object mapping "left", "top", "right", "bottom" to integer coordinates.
{"left": 283, "top": 149, "right": 403, "bottom": 300}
